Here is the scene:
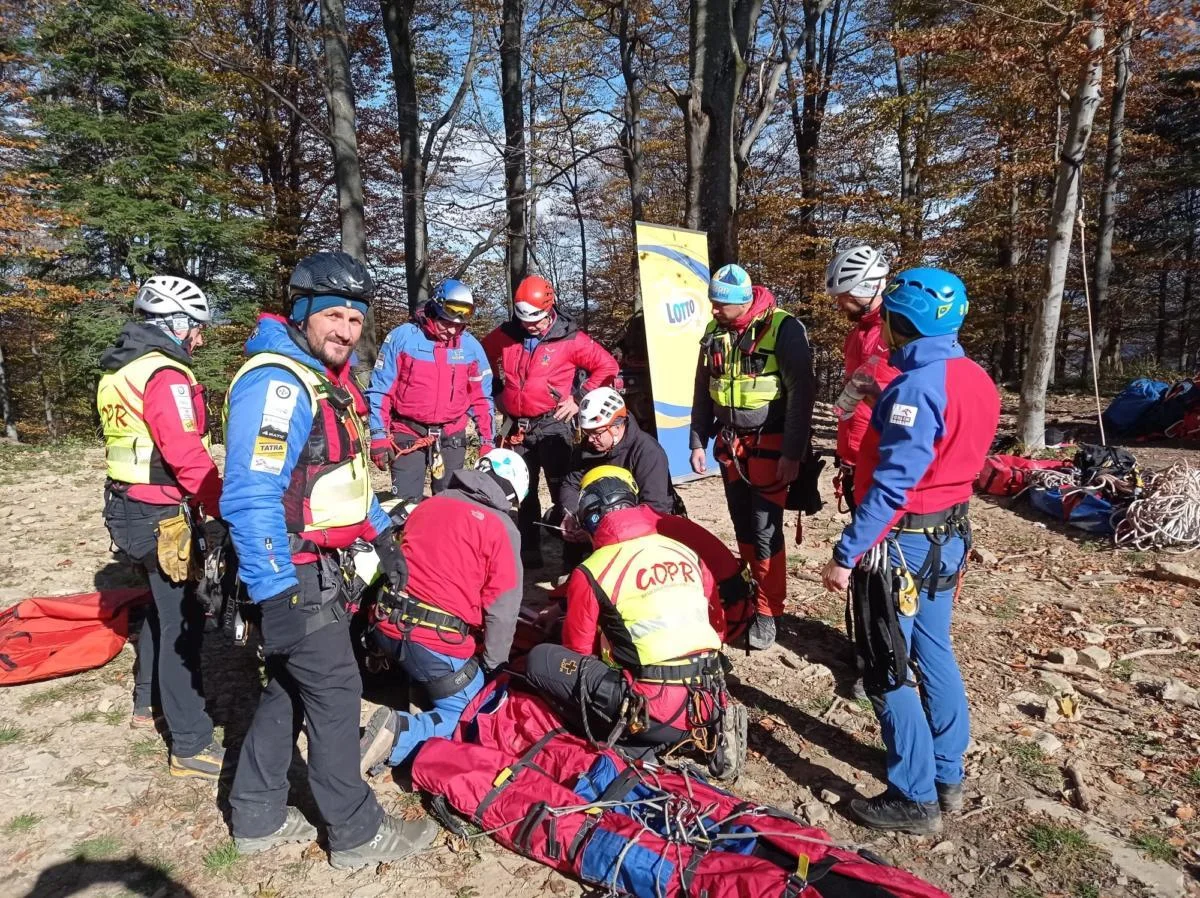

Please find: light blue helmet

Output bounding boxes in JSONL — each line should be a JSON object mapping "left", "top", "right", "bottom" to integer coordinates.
{"left": 430, "top": 279, "right": 475, "bottom": 323}
{"left": 882, "top": 268, "right": 969, "bottom": 337}
{"left": 708, "top": 264, "right": 753, "bottom": 305}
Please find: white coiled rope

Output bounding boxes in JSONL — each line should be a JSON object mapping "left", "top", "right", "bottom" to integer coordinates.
{"left": 1114, "top": 462, "right": 1200, "bottom": 554}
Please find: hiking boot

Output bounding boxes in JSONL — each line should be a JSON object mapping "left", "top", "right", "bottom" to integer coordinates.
{"left": 850, "top": 793, "right": 942, "bottom": 835}
{"left": 708, "top": 700, "right": 748, "bottom": 782}
{"left": 851, "top": 679, "right": 867, "bottom": 701}
{"left": 747, "top": 614, "right": 777, "bottom": 650}
{"left": 936, "top": 781, "right": 964, "bottom": 814}
{"left": 130, "top": 706, "right": 160, "bottom": 730}
{"left": 359, "top": 706, "right": 400, "bottom": 778}
{"left": 329, "top": 814, "right": 438, "bottom": 870}
{"left": 169, "top": 740, "right": 225, "bottom": 780}
{"left": 235, "top": 807, "right": 318, "bottom": 855}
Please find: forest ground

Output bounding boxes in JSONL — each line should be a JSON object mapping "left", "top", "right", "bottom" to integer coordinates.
{"left": 0, "top": 394, "right": 1198, "bottom": 898}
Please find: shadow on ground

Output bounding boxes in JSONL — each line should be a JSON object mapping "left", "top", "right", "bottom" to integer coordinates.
{"left": 21, "top": 856, "right": 197, "bottom": 898}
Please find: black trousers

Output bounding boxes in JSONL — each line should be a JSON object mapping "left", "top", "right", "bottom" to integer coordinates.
{"left": 524, "top": 644, "right": 686, "bottom": 748}
{"left": 389, "top": 435, "right": 467, "bottom": 499}
{"left": 103, "top": 485, "right": 212, "bottom": 756}
{"left": 512, "top": 422, "right": 574, "bottom": 557}
{"left": 230, "top": 561, "right": 383, "bottom": 851}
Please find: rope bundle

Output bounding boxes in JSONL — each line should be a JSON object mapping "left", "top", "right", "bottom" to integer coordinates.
{"left": 1115, "top": 462, "right": 1200, "bottom": 554}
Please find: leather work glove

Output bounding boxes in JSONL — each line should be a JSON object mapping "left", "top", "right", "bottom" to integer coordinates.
{"left": 372, "top": 529, "right": 409, "bottom": 594}
{"left": 370, "top": 438, "right": 396, "bottom": 472}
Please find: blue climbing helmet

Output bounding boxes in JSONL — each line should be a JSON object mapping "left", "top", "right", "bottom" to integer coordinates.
{"left": 882, "top": 267, "right": 969, "bottom": 337}
{"left": 708, "top": 264, "right": 753, "bottom": 305}
{"left": 430, "top": 279, "right": 475, "bottom": 324}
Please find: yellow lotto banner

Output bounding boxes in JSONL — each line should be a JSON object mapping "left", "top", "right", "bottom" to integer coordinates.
{"left": 634, "top": 222, "right": 715, "bottom": 480}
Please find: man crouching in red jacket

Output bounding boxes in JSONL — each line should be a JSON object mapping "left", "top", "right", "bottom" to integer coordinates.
{"left": 358, "top": 449, "right": 529, "bottom": 775}
{"left": 524, "top": 468, "right": 746, "bottom": 776}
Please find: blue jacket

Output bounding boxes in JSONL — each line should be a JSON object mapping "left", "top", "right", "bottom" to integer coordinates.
{"left": 221, "top": 315, "right": 391, "bottom": 602}
{"left": 367, "top": 315, "right": 494, "bottom": 441}
{"left": 833, "top": 333, "right": 999, "bottom": 567}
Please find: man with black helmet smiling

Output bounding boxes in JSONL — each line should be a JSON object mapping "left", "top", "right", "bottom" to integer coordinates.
{"left": 221, "top": 251, "right": 436, "bottom": 868}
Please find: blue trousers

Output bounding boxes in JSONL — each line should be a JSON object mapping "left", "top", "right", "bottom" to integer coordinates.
{"left": 870, "top": 529, "right": 969, "bottom": 805}
{"left": 371, "top": 632, "right": 485, "bottom": 766}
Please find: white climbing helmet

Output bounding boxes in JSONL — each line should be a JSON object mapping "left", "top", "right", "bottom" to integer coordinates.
{"left": 476, "top": 448, "right": 530, "bottom": 506}
{"left": 578, "top": 387, "right": 628, "bottom": 431}
{"left": 135, "top": 275, "right": 211, "bottom": 324}
{"left": 825, "top": 245, "right": 890, "bottom": 300}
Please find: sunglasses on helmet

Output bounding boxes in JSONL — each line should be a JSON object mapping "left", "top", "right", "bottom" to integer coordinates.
{"left": 438, "top": 299, "right": 474, "bottom": 321}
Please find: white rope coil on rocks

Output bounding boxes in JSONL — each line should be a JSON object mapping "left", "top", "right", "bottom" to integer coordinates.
{"left": 1114, "top": 462, "right": 1200, "bottom": 554}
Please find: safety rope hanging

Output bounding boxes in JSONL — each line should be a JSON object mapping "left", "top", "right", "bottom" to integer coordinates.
{"left": 1075, "top": 198, "right": 1107, "bottom": 447}
{"left": 1115, "top": 462, "right": 1200, "bottom": 554}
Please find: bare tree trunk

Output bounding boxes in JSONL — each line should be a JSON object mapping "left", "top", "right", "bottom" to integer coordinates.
{"left": 30, "top": 327, "right": 55, "bottom": 438}
{"left": 0, "top": 340, "right": 18, "bottom": 441}
{"left": 999, "top": 146, "right": 1023, "bottom": 383}
{"left": 1018, "top": 7, "right": 1105, "bottom": 449}
{"left": 894, "top": 46, "right": 928, "bottom": 256}
{"left": 382, "top": 0, "right": 429, "bottom": 315}
{"left": 1181, "top": 199, "right": 1196, "bottom": 370}
{"left": 1091, "top": 19, "right": 1132, "bottom": 380}
{"left": 698, "top": 0, "right": 763, "bottom": 267}
{"left": 500, "top": 0, "right": 528, "bottom": 295}
{"left": 616, "top": 0, "right": 646, "bottom": 311}
{"left": 789, "top": 0, "right": 848, "bottom": 269}
{"left": 1155, "top": 263, "right": 1169, "bottom": 363}
{"left": 678, "top": 0, "right": 710, "bottom": 232}
{"left": 318, "top": 0, "right": 374, "bottom": 364}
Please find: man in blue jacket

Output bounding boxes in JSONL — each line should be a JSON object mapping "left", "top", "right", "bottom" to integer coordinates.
{"left": 367, "top": 279, "right": 495, "bottom": 497}
{"left": 221, "top": 251, "right": 436, "bottom": 869}
{"left": 821, "top": 268, "right": 999, "bottom": 835}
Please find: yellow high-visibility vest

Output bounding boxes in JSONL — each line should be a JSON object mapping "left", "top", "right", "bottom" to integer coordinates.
{"left": 704, "top": 309, "right": 791, "bottom": 411}
{"left": 579, "top": 533, "right": 721, "bottom": 672}
{"left": 226, "top": 353, "right": 372, "bottom": 533}
{"left": 97, "top": 352, "right": 210, "bottom": 486}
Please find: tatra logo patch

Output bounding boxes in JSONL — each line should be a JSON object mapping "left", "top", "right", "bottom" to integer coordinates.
{"left": 889, "top": 403, "right": 918, "bottom": 427}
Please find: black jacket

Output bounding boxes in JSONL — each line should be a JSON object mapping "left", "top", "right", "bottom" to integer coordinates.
{"left": 560, "top": 415, "right": 674, "bottom": 515}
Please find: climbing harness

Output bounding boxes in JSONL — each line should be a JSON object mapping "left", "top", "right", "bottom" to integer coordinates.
{"left": 373, "top": 587, "right": 472, "bottom": 648}
{"left": 850, "top": 503, "right": 971, "bottom": 695}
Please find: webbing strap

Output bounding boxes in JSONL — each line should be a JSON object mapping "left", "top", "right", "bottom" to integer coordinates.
{"left": 472, "top": 728, "right": 567, "bottom": 825}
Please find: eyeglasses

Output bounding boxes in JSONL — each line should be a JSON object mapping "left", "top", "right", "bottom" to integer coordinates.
{"left": 584, "top": 424, "right": 621, "bottom": 441}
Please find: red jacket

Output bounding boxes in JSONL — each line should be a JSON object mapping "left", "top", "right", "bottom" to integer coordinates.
{"left": 561, "top": 505, "right": 721, "bottom": 728}
{"left": 837, "top": 307, "right": 899, "bottom": 466}
{"left": 374, "top": 470, "right": 522, "bottom": 671}
{"left": 482, "top": 312, "right": 618, "bottom": 419}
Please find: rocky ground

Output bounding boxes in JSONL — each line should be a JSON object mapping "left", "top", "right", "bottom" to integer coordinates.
{"left": 0, "top": 394, "right": 1198, "bottom": 898}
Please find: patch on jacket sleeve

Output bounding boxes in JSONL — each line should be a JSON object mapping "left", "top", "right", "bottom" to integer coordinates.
{"left": 170, "top": 384, "right": 197, "bottom": 432}
{"left": 250, "top": 380, "right": 299, "bottom": 474}
{"left": 889, "top": 403, "right": 918, "bottom": 427}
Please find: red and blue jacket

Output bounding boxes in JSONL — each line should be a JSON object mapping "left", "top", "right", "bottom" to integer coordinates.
{"left": 367, "top": 313, "right": 494, "bottom": 442}
{"left": 221, "top": 315, "right": 391, "bottom": 603}
{"left": 833, "top": 333, "right": 999, "bottom": 567}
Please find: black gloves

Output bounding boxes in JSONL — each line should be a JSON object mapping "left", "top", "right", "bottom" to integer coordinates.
{"left": 372, "top": 529, "right": 409, "bottom": 593}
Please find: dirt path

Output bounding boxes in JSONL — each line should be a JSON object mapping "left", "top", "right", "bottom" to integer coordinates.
{"left": 1, "top": 423, "right": 1198, "bottom": 897}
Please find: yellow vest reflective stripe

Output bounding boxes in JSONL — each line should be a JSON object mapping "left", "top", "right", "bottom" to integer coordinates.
{"left": 580, "top": 534, "right": 721, "bottom": 671}
{"left": 97, "top": 353, "right": 210, "bottom": 485}
{"left": 704, "top": 309, "right": 790, "bottom": 412}
{"left": 226, "top": 353, "right": 372, "bottom": 533}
